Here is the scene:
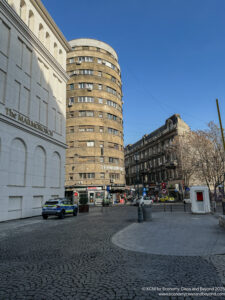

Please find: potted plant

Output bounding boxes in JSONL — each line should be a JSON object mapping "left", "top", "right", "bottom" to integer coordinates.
{"left": 79, "top": 193, "right": 89, "bottom": 213}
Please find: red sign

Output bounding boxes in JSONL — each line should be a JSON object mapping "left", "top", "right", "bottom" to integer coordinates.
{"left": 74, "top": 192, "right": 78, "bottom": 197}
{"left": 197, "top": 192, "right": 203, "bottom": 201}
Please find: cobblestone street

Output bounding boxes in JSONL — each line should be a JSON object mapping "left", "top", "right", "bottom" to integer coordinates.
{"left": 0, "top": 206, "right": 225, "bottom": 300}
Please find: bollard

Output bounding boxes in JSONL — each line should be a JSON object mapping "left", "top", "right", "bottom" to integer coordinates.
{"left": 138, "top": 205, "right": 143, "bottom": 223}
{"left": 222, "top": 201, "right": 225, "bottom": 215}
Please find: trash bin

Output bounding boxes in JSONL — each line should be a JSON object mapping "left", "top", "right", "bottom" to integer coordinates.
{"left": 142, "top": 205, "right": 152, "bottom": 221}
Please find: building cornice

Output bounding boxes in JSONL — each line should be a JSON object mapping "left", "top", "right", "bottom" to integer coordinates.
{"left": 69, "top": 38, "right": 118, "bottom": 61}
{"left": 1, "top": 0, "right": 70, "bottom": 82}
{"left": 30, "top": 0, "right": 71, "bottom": 52}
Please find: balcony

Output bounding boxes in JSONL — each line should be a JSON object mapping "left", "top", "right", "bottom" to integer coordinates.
{"left": 165, "top": 160, "right": 178, "bottom": 169}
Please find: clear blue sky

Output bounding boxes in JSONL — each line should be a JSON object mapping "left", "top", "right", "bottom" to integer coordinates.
{"left": 42, "top": 0, "right": 225, "bottom": 146}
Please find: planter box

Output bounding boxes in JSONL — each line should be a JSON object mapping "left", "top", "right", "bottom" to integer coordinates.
{"left": 79, "top": 205, "right": 89, "bottom": 213}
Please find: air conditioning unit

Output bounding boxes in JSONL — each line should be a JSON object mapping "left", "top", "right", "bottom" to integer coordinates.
{"left": 68, "top": 102, "right": 72, "bottom": 107}
{"left": 87, "top": 87, "right": 92, "bottom": 91}
{"left": 110, "top": 179, "right": 114, "bottom": 183}
{"left": 76, "top": 61, "right": 81, "bottom": 65}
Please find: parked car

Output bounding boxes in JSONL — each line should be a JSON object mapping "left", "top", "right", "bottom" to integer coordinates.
{"left": 139, "top": 196, "right": 153, "bottom": 206}
{"left": 159, "top": 196, "right": 175, "bottom": 202}
{"left": 42, "top": 198, "right": 78, "bottom": 219}
{"left": 132, "top": 197, "right": 140, "bottom": 206}
{"left": 184, "top": 198, "right": 191, "bottom": 204}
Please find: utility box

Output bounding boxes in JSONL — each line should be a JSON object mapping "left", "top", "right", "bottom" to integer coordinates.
{"left": 190, "top": 186, "right": 211, "bottom": 214}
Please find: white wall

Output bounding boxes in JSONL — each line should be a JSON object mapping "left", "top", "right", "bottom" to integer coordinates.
{"left": 0, "top": 0, "right": 68, "bottom": 221}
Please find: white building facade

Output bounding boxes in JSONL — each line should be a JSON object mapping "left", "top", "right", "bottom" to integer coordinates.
{"left": 0, "top": 0, "right": 71, "bottom": 221}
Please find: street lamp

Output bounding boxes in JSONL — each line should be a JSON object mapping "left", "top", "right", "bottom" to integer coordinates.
{"left": 134, "top": 153, "right": 139, "bottom": 198}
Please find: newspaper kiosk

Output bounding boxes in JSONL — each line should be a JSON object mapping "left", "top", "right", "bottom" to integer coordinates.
{"left": 190, "top": 186, "right": 211, "bottom": 214}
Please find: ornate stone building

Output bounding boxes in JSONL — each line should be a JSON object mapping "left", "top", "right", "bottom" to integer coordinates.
{"left": 124, "top": 114, "right": 190, "bottom": 198}
{"left": 0, "top": 0, "right": 70, "bottom": 221}
{"left": 65, "top": 38, "right": 125, "bottom": 202}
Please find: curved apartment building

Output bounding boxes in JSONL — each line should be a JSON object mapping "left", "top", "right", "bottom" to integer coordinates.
{"left": 65, "top": 38, "right": 125, "bottom": 202}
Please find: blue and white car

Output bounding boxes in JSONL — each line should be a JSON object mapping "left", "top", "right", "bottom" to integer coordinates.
{"left": 42, "top": 198, "right": 78, "bottom": 219}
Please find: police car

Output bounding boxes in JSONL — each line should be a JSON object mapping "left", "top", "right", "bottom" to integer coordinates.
{"left": 42, "top": 198, "right": 78, "bottom": 219}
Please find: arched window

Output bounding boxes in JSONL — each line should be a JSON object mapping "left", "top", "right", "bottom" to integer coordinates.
{"left": 54, "top": 42, "right": 58, "bottom": 59}
{"left": 28, "top": 10, "right": 34, "bottom": 31}
{"left": 59, "top": 49, "right": 63, "bottom": 64}
{"left": 38, "top": 23, "right": 44, "bottom": 42}
{"left": 8, "top": 138, "right": 27, "bottom": 186}
{"left": 45, "top": 32, "right": 50, "bottom": 50}
{"left": 50, "top": 152, "right": 61, "bottom": 187}
{"left": 32, "top": 146, "right": 46, "bottom": 187}
{"left": 20, "top": 0, "right": 26, "bottom": 23}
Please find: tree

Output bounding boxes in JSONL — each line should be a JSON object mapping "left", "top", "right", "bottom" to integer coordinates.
{"left": 192, "top": 122, "right": 225, "bottom": 199}
{"left": 167, "top": 122, "right": 225, "bottom": 201}
{"left": 167, "top": 131, "right": 198, "bottom": 187}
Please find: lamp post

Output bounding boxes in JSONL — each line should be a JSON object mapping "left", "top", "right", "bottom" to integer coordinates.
{"left": 134, "top": 153, "right": 139, "bottom": 198}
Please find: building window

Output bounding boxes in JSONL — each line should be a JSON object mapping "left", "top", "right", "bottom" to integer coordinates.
{"left": 86, "top": 128, "right": 94, "bottom": 132}
{"left": 97, "top": 58, "right": 102, "bottom": 63}
{"left": 98, "top": 71, "right": 102, "bottom": 77}
{"left": 99, "top": 112, "right": 103, "bottom": 118}
{"left": 108, "top": 128, "right": 118, "bottom": 135}
{"left": 106, "top": 100, "right": 121, "bottom": 111}
{"left": 87, "top": 141, "right": 94, "bottom": 147}
{"left": 78, "top": 56, "right": 93, "bottom": 62}
{"left": 107, "top": 86, "right": 117, "bottom": 95}
{"left": 79, "top": 111, "right": 94, "bottom": 117}
{"left": 69, "top": 84, "right": 74, "bottom": 90}
{"left": 79, "top": 83, "right": 93, "bottom": 89}
{"left": 109, "top": 157, "right": 119, "bottom": 164}
{"left": 100, "top": 173, "right": 105, "bottom": 179}
{"left": 98, "top": 98, "right": 103, "bottom": 104}
{"left": 86, "top": 111, "right": 94, "bottom": 117}
{"left": 111, "top": 76, "right": 116, "bottom": 83}
{"left": 107, "top": 113, "right": 117, "bottom": 121}
{"left": 99, "top": 127, "right": 104, "bottom": 133}
{"left": 109, "top": 173, "right": 120, "bottom": 180}
{"left": 69, "top": 58, "right": 75, "bottom": 63}
{"left": 80, "top": 69, "right": 93, "bottom": 75}
{"left": 78, "top": 96, "right": 94, "bottom": 103}
{"left": 69, "top": 127, "right": 74, "bottom": 133}
{"left": 100, "top": 157, "right": 104, "bottom": 162}
{"left": 98, "top": 84, "right": 102, "bottom": 90}
{"left": 79, "top": 173, "right": 95, "bottom": 179}
{"left": 68, "top": 97, "right": 74, "bottom": 105}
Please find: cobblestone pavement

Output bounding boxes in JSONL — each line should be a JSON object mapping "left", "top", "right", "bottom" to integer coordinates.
{"left": 0, "top": 206, "right": 224, "bottom": 300}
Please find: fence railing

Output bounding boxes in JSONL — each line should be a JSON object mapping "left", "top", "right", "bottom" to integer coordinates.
{"left": 151, "top": 203, "right": 191, "bottom": 213}
{"left": 151, "top": 202, "right": 224, "bottom": 214}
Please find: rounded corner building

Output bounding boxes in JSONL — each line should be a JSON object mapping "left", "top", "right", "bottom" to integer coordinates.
{"left": 65, "top": 38, "right": 125, "bottom": 203}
